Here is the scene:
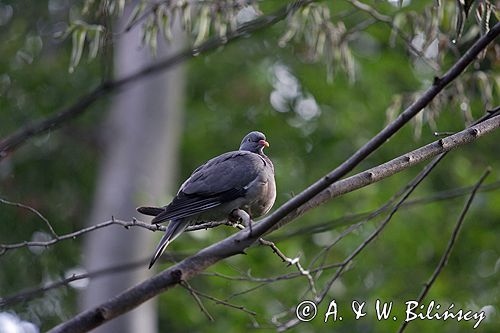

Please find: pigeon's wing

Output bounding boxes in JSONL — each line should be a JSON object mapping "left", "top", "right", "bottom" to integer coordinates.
{"left": 151, "top": 151, "right": 266, "bottom": 224}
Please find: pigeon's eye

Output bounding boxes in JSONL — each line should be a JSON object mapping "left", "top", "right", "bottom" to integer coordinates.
{"left": 247, "top": 138, "right": 251, "bottom": 142}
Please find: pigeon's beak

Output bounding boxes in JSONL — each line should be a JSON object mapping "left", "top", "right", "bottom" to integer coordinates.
{"left": 259, "top": 140, "right": 270, "bottom": 148}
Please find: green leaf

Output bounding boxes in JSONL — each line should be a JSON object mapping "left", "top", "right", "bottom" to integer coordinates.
{"left": 181, "top": 3, "right": 192, "bottom": 33}
{"left": 125, "top": 1, "right": 146, "bottom": 31}
{"left": 69, "top": 28, "right": 87, "bottom": 73}
{"left": 194, "top": 5, "right": 210, "bottom": 46}
{"left": 88, "top": 28, "right": 101, "bottom": 59}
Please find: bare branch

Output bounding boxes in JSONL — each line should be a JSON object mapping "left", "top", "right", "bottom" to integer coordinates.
{"left": 258, "top": 238, "right": 317, "bottom": 297}
{"left": 46, "top": 24, "right": 500, "bottom": 330}
{"left": 277, "top": 152, "right": 447, "bottom": 331}
{"left": 203, "top": 261, "right": 343, "bottom": 284}
{"left": 0, "top": 216, "right": 235, "bottom": 256}
{"left": 0, "top": 197, "right": 58, "bottom": 238}
{"left": 180, "top": 281, "right": 257, "bottom": 316}
{"left": 0, "top": 0, "right": 315, "bottom": 161}
{"left": 397, "top": 168, "right": 491, "bottom": 333}
{"left": 7, "top": 109, "right": 497, "bottom": 308}
{"left": 265, "top": 22, "right": 500, "bottom": 235}
{"left": 0, "top": 218, "right": 166, "bottom": 256}
{"left": 181, "top": 281, "right": 214, "bottom": 322}
{"left": 279, "top": 178, "right": 500, "bottom": 239}
{"left": 48, "top": 111, "right": 500, "bottom": 332}
{"left": 281, "top": 108, "right": 500, "bottom": 239}
{"left": 0, "top": 259, "right": 148, "bottom": 308}
{"left": 231, "top": 223, "right": 318, "bottom": 297}
{"left": 276, "top": 104, "right": 498, "bottom": 329}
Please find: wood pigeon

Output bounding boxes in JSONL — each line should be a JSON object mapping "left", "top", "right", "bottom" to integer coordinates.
{"left": 137, "top": 131, "right": 276, "bottom": 268}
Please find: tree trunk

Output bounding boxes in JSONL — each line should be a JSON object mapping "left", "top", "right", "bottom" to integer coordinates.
{"left": 79, "top": 11, "right": 185, "bottom": 333}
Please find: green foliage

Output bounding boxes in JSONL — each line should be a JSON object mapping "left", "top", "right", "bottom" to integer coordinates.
{"left": 0, "top": 0, "right": 499, "bottom": 332}
{"left": 0, "top": 0, "right": 104, "bottom": 329}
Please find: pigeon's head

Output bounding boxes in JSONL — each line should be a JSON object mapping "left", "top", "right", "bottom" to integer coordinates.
{"left": 240, "top": 131, "right": 269, "bottom": 154}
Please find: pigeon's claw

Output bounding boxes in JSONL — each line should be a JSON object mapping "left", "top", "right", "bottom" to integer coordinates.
{"left": 230, "top": 209, "right": 253, "bottom": 237}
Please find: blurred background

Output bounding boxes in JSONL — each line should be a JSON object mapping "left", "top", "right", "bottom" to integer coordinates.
{"left": 0, "top": 0, "right": 499, "bottom": 332}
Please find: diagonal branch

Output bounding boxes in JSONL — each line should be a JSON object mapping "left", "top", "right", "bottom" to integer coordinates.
{"left": 46, "top": 22, "right": 500, "bottom": 328}
{"left": 180, "top": 281, "right": 257, "bottom": 316}
{"left": 277, "top": 152, "right": 447, "bottom": 331}
{"left": 48, "top": 112, "right": 500, "bottom": 332}
{"left": 0, "top": 0, "right": 315, "bottom": 161}
{"left": 279, "top": 179, "right": 500, "bottom": 239}
{"left": 284, "top": 106, "right": 500, "bottom": 237}
{"left": 0, "top": 259, "right": 148, "bottom": 308}
{"left": 262, "top": 22, "right": 499, "bottom": 236}
{"left": 397, "top": 168, "right": 491, "bottom": 333}
{"left": 181, "top": 281, "right": 215, "bottom": 321}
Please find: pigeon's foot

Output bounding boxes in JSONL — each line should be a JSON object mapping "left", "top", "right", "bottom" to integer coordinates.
{"left": 230, "top": 209, "right": 253, "bottom": 237}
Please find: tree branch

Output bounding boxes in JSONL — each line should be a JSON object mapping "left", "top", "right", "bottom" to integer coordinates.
{"left": 397, "top": 168, "right": 491, "bottom": 333}
{"left": 275, "top": 107, "right": 498, "bottom": 329}
{"left": 180, "top": 281, "right": 256, "bottom": 316}
{"left": 278, "top": 178, "right": 500, "bottom": 239}
{"left": 0, "top": 0, "right": 315, "bottom": 161}
{"left": 0, "top": 218, "right": 166, "bottom": 256}
{"left": 277, "top": 152, "right": 447, "bottom": 330}
{"left": 279, "top": 107, "right": 500, "bottom": 239}
{"left": 0, "top": 197, "right": 58, "bottom": 238}
{"left": 47, "top": 23, "right": 500, "bottom": 327}
{"left": 48, "top": 112, "right": 500, "bottom": 332}
{"left": 264, "top": 22, "right": 500, "bottom": 235}
{"left": 0, "top": 259, "right": 148, "bottom": 308}
{"left": 180, "top": 281, "right": 215, "bottom": 322}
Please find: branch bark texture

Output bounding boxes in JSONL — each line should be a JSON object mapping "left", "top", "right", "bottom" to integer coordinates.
{"left": 49, "top": 112, "right": 500, "bottom": 333}
{"left": 44, "top": 14, "right": 500, "bottom": 333}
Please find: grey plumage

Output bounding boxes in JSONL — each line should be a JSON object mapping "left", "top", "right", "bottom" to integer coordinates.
{"left": 137, "top": 131, "right": 276, "bottom": 268}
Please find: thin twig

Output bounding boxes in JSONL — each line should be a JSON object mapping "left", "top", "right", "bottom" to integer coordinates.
{"left": 278, "top": 153, "right": 446, "bottom": 331}
{"left": 0, "top": 217, "right": 235, "bottom": 256}
{"left": 48, "top": 110, "right": 500, "bottom": 332}
{"left": 203, "top": 261, "right": 343, "bottom": 284}
{"left": 0, "top": 252, "right": 182, "bottom": 307}
{"left": 223, "top": 283, "right": 268, "bottom": 301}
{"left": 0, "top": 197, "right": 58, "bottom": 238}
{"left": 0, "top": 218, "right": 165, "bottom": 255}
{"left": 279, "top": 107, "right": 500, "bottom": 241}
{"left": 0, "top": 258, "right": 149, "bottom": 307}
{"left": 258, "top": 238, "right": 317, "bottom": 298}
{"left": 181, "top": 281, "right": 214, "bottom": 321}
{"left": 305, "top": 171, "right": 425, "bottom": 271}
{"left": 319, "top": 153, "right": 446, "bottom": 297}
{"left": 281, "top": 179, "right": 500, "bottom": 239}
{"left": 180, "top": 281, "right": 257, "bottom": 316}
{"left": 397, "top": 168, "right": 491, "bottom": 333}
{"left": 230, "top": 222, "right": 318, "bottom": 298}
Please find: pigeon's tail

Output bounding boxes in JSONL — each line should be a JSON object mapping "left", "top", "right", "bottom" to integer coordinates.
{"left": 137, "top": 206, "right": 164, "bottom": 217}
{"left": 149, "top": 219, "right": 189, "bottom": 269}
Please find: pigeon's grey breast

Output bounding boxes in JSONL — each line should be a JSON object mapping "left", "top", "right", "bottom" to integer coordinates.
{"left": 241, "top": 153, "right": 275, "bottom": 218}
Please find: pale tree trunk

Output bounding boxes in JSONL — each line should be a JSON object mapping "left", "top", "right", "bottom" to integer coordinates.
{"left": 79, "top": 10, "right": 185, "bottom": 333}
